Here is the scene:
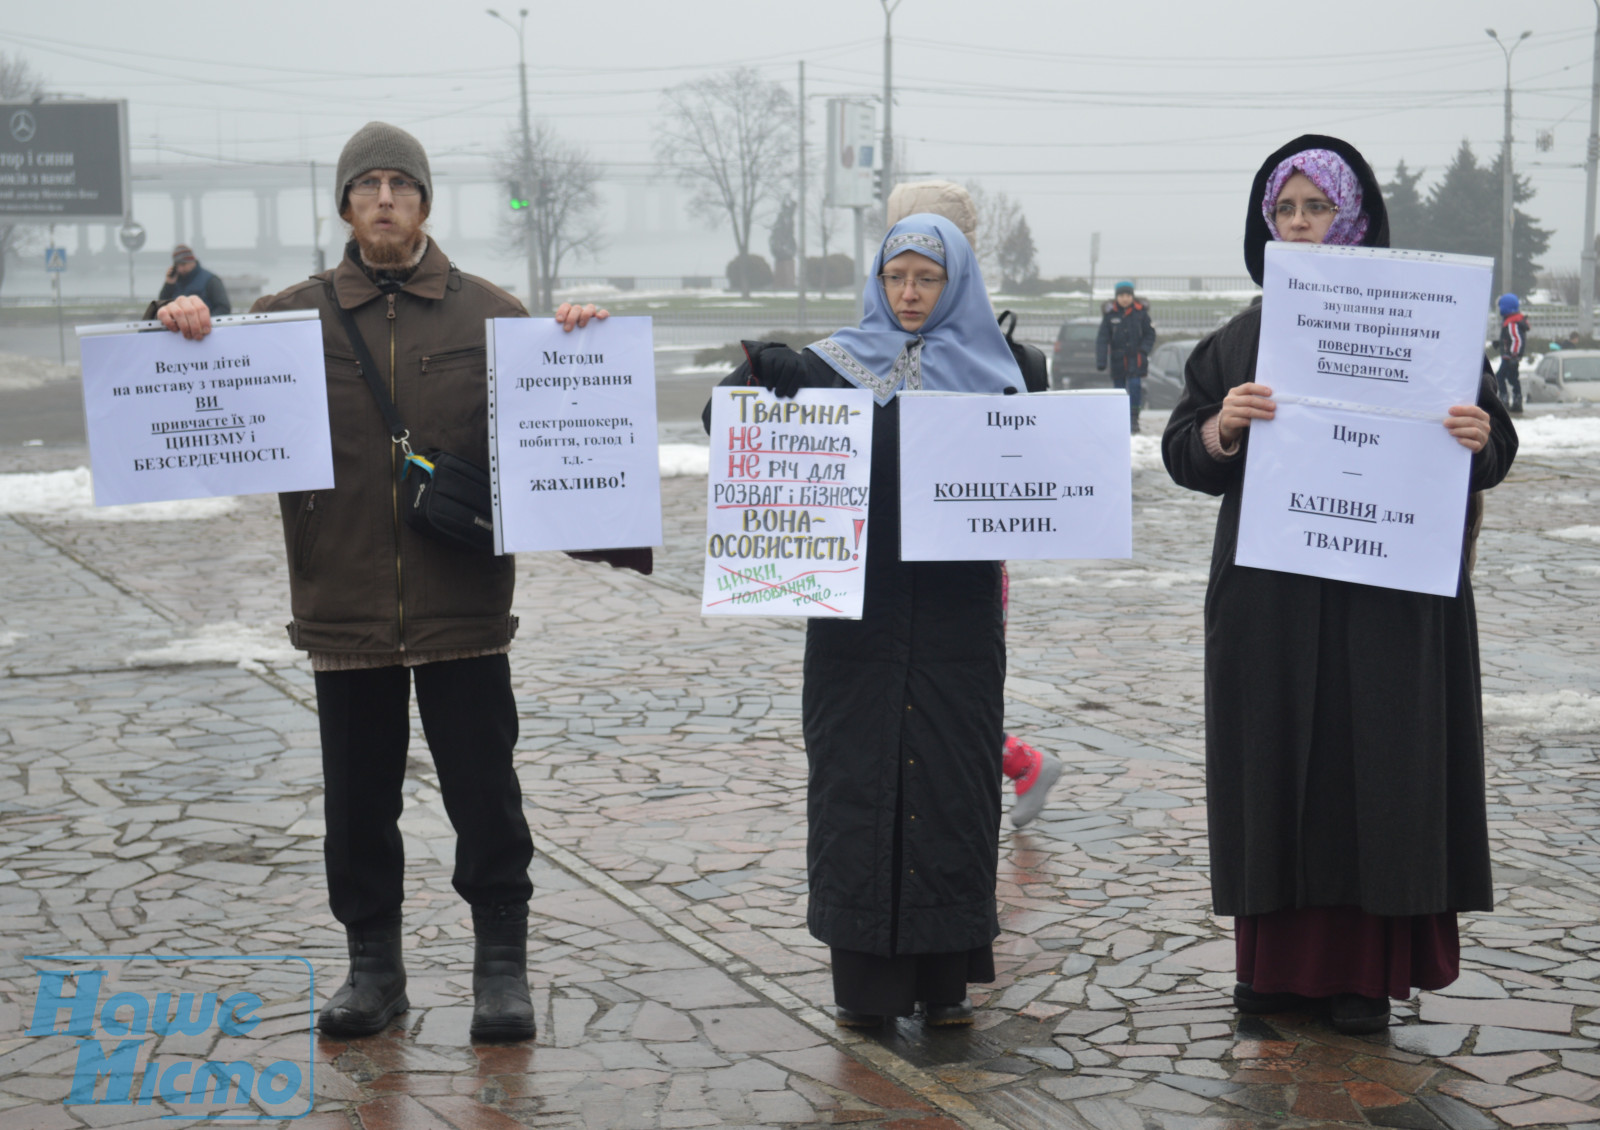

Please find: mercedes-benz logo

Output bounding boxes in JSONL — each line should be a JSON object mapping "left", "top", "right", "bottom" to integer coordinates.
{"left": 10, "top": 110, "right": 36, "bottom": 144}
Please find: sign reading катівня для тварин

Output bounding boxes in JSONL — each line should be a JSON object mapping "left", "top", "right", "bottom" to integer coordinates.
{"left": 1236, "top": 242, "right": 1493, "bottom": 597}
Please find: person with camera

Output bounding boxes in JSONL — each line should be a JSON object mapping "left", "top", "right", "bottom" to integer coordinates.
{"left": 157, "top": 121, "right": 607, "bottom": 1045}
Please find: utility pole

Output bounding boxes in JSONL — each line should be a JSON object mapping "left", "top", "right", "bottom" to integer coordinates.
{"left": 1582, "top": 3, "right": 1600, "bottom": 338}
{"left": 1488, "top": 27, "right": 1531, "bottom": 299}
{"left": 489, "top": 8, "right": 538, "bottom": 311}
{"left": 880, "top": 0, "right": 901, "bottom": 211}
{"left": 798, "top": 60, "right": 807, "bottom": 332}
{"left": 308, "top": 160, "right": 325, "bottom": 273}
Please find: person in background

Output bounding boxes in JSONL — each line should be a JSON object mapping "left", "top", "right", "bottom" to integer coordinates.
{"left": 153, "top": 244, "right": 230, "bottom": 316}
{"left": 1162, "top": 134, "right": 1516, "bottom": 1036}
{"left": 1096, "top": 281, "right": 1155, "bottom": 433}
{"left": 885, "top": 180, "right": 1064, "bottom": 828}
{"left": 1496, "top": 293, "right": 1527, "bottom": 415}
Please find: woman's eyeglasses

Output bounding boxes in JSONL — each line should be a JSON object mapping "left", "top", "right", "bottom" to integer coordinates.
{"left": 1274, "top": 200, "right": 1338, "bottom": 221}
{"left": 348, "top": 176, "right": 422, "bottom": 197}
{"left": 880, "top": 273, "right": 948, "bottom": 292}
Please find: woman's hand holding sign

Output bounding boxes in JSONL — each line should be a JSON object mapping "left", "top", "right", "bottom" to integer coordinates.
{"left": 1217, "top": 382, "right": 1276, "bottom": 448}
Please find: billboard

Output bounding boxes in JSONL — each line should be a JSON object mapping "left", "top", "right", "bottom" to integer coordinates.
{"left": 0, "top": 100, "right": 130, "bottom": 223}
{"left": 825, "top": 99, "right": 877, "bottom": 209}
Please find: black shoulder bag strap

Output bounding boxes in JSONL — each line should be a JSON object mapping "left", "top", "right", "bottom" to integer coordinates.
{"left": 325, "top": 282, "right": 412, "bottom": 455}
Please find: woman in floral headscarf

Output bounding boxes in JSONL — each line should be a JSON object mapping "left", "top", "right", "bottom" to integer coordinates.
{"left": 705, "top": 214, "right": 1022, "bottom": 1028}
{"left": 1162, "top": 136, "right": 1517, "bottom": 1034}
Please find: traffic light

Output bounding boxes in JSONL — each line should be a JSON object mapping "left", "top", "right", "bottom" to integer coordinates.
{"left": 508, "top": 181, "right": 530, "bottom": 211}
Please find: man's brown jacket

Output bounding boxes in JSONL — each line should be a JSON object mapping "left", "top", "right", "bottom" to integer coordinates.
{"left": 253, "top": 240, "right": 526, "bottom": 655}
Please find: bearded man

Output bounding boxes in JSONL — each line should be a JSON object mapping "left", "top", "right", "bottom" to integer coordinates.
{"left": 159, "top": 121, "right": 604, "bottom": 1043}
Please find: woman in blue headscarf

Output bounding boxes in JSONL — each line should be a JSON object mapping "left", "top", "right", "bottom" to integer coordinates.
{"left": 705, "top": 214, "right": 1023, "bottom": 1026}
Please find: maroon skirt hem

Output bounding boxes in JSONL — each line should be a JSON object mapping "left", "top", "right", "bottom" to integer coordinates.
{"left": 1235, "top": 905, "right": 1459, "bottom": 1000}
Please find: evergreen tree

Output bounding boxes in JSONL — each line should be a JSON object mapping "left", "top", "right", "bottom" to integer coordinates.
{"left": 998, "top": 215, "right": 1039, "bottom": 291}
{"left": 1382, "top": 160, "right": 1429, "bottom": 249}
{"left": 1487, "top": 149, "right": 1550, "bottom": 300}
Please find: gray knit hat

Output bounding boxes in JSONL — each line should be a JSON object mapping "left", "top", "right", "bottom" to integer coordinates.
{"left": 335, "top": 122, "right": 432, "bottom": 214}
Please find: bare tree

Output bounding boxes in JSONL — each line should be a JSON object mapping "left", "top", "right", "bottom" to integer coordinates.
{"left": 656, "top": 67, "right": 795, "bottom": 297}
{"left": 0, "top": 53, "right": 44, "bottom": 296}
{"left": 496, "top": 121, "right": 604, "bottom": 314}
{"left": 964, "top": 181, "right": 1023, "bottom": 288}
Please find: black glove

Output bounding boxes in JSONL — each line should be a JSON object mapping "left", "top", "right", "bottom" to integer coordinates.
{"left": 742, "top": 341, "right": 806, "bottom": 399}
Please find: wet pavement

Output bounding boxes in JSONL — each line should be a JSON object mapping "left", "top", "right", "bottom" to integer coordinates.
{"left": 0, "top": 405, "right": 1597, "bottom": 1130}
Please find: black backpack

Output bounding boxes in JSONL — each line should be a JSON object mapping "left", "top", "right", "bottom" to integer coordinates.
{"left": 997, "top": 310, "right": 1049, "bottom": 393}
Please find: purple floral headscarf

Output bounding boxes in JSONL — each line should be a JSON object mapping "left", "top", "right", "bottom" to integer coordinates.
{"left": 1262, "top": 148, "right": 1370, "bottom": 246}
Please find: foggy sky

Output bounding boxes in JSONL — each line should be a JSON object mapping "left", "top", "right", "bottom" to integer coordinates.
{"left": 4, "top": 0, "right": 1598, "bottom": 282}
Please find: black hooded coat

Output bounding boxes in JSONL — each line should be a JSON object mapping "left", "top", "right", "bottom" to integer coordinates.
{"left": 704, "top": 350, "right": 1006, "bottom": 958}
{"left": 1161, "top": 135, "right": 1517, "bottom": 918}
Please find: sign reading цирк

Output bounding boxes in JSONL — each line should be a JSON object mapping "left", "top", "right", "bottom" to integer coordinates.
{"left": 0, "top": 100, "right": 130, "bottom": 222}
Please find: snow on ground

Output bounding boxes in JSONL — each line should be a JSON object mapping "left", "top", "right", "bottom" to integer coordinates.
{"left": 1131, "top": 433, "right": 1165, "bottom": 472}
{"left": 0, "top": 351, "right": 80, "bottom": 392}
{"left": 0, "top": 468, "right": 238, "bottom": 521}
{"left": 1513, "top": 414, "right": 1600, "bottom": 456}
{"left": 1017, "top": 568, "right": 1208, "bottom": 590}
{"left": 127, "top": 622, "right": 301, "bottom": 672}
{"left": 659, "top": 444, "right": 709, "bottom": 478}
{"left": 0, "top": 631, "right": 23, "bottom": 649}
{"left": 1483, "top": 689, "right": 1600, "bottom": 735}
{"left": 1548, "top": 525, "right": 1600, "bottom": 544}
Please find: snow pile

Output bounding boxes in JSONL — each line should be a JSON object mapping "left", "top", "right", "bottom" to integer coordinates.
{"left": 0, "top": 352, "right": 80, "bottom": 392}
{"left": 127, "top": 622, "right": 300, "bottom": 672}
{"left": 1482, "top": 689, "right": 1600, "bottom": 735}
{"left": 0, "top": 631, "right": 24, "bottom": 649}
{"left": 659, "top": 444, "right": 709, "bottom": 478}
{"left": 1547, "top": 526, "right": 1600, "bottom": 544}
{"left": 1131, "top": 434, "right": 1166, "bottom": 472}
{"left": 0, "top": 468, "right": 238, "bottom": 521}
{"left": 1514, "top": 415, "right": 1600, "bottom": 457}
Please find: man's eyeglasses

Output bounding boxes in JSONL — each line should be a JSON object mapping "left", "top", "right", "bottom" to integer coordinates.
{"left": 880, "top": 273, "right": 948, "bottom": 292}
{"left": 1274, "top": 199, "right": 1338, "bottom": 221}
{"left": 349, "top": 176, "right": 422, "bottom": 197}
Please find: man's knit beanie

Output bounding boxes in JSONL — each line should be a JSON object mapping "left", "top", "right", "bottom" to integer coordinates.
{"left": 335, "top": 122, "right": 432, "bottom": 213}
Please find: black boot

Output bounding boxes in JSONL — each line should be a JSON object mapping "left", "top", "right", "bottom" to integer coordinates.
{"left": 318, "top": 921, "right": 408, "bottom": 1038}
{"left": 470, "top": 904, "right": 536, "bottom": 1042}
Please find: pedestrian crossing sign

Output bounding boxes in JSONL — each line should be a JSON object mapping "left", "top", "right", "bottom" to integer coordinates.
{"left": 44, "top": 247, "right": 67, "bottom": 272}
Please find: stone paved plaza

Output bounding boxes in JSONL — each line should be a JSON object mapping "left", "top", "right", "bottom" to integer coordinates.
{"left": 1, "top": 406, "right": 1597, "bottom": 1130}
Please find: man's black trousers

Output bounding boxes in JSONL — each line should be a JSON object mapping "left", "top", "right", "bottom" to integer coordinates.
{"left": 314, "top": 654, "right": 534, "bottom": 929}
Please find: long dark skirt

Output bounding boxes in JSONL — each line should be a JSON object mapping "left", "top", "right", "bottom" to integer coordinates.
{"left": 831, "top": 945, "right": 996, "bottom": 1016}
{"left": 1236, "top": 906, "right": 1459, "bottom": 1000}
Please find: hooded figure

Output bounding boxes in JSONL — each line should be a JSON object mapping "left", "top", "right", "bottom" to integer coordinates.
{"left": 702, "top": 215, "right": 1018, "bottom": 1026}
{"left": 1161, "top": 135, "right": 1517, "bottom": 1034}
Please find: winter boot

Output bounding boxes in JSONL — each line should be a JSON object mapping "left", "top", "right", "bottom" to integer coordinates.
{"left": 317, "top": 920, "right": 408, "bottom": 1038}
{"left": 1002, "top": 734, "right": 1063, "bottom": 828}
{"left": 470, "top": 904, "right": 536, "bottom": 1042}
{"left": 1511, "top": 393, "right": 1523, "bottom": 415}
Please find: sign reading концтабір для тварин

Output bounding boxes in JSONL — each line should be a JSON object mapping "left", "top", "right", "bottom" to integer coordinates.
{"left": 1237, "top": 242, "right": 1493, "bottom": 597}
{"left": 897, "top": 390, "right": 1132, "bottom": 562}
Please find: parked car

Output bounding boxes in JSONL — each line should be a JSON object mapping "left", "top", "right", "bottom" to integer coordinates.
{"left": 1143, "top": 339, "right": 1199, "bottom": 410}
{"left": 1529, "top": 350, "right": 1600, "bottom": 403}
{"left": 1051, "top": 317, "right": 1102, "bottom": 390}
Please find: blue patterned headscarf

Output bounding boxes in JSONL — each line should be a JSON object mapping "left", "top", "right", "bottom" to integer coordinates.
{"left": 808, "top": 214, "right": 1022, "bottom": 405}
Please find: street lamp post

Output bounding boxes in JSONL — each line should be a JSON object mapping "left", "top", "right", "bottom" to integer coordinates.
{"left": 1581, "top": 3, "right": 1600, "bottom": 338}
{"left": 488, "top": 8, "right": 538, "bottom": 311}
{"left": 1487, "top": 27, "right": 1532, "bottom": 299}
{"left": 880, "top": 0, "right": 901, "bottom": 212}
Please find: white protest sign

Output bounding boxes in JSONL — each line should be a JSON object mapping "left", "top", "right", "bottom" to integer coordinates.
{"left": 76, "top": 310, "right": 333, "bottom": 506}
{"left": 702, "top": 385, "right": 874, "bottom": 618}
{"left": 1237, "top": 242, "right": 1494, "bottom": 596}
{"left": 486, "top": 315, "right": 661, "bottom": 554}
{"left": 1256, "top": 241, "right": 1492, "bottom": 412}
{"left": 898, "top": 390, "right": 1132, "bottom": 562}
{"left": 1235, "top": 401, "right": 1470, "bottom": 596}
